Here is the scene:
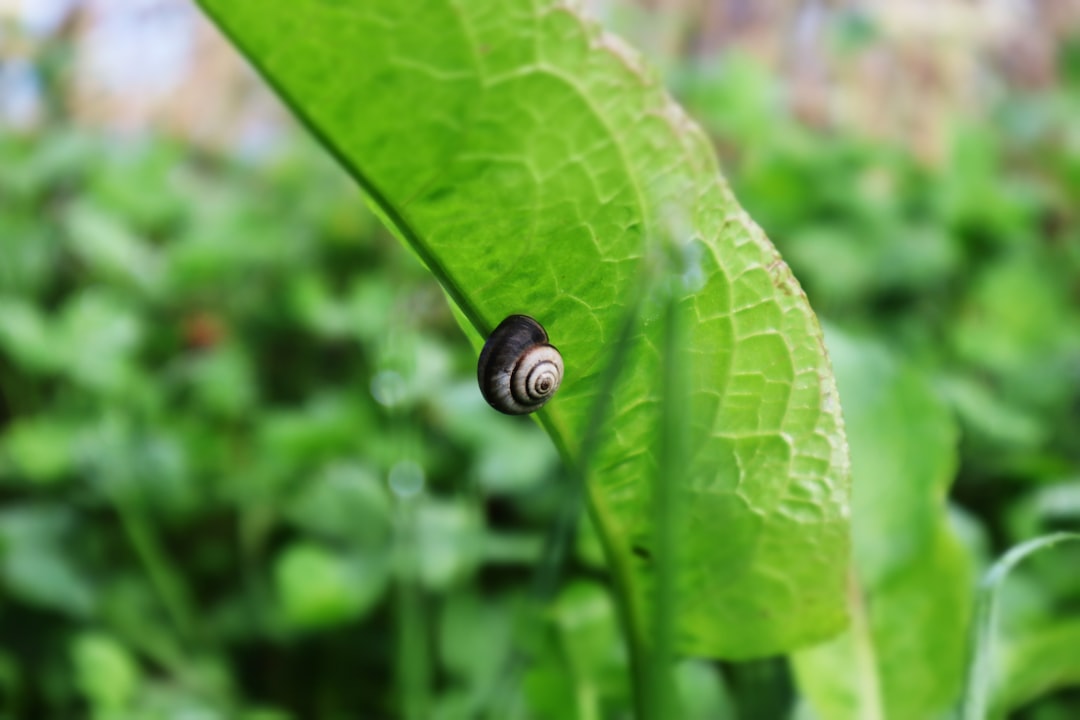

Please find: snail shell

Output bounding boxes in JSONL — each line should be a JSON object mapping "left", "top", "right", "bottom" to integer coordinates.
{"left": 477, "top": 315, "right": 564, "bottom": 415}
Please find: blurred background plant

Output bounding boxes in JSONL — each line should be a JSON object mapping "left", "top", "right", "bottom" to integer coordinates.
{"left": 0, "top": 0, "right": 1078, "bottom": 718}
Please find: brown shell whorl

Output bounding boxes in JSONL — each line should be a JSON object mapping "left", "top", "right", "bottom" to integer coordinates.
{"left": 477, "top": 315, "right": 564, "bottom": 415}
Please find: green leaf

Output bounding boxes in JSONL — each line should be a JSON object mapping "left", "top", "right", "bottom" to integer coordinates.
{"left": 551, "top": 581, "right": 626, "bottom": 683}
{"left": 522, "top": 581, "right": 629, "bottom": 718}
{"left": 793, "top": 329, "right": 973, "bottom": 720}
{"left": 0, "top": 295, "right": 59, "bottom": 373}
{"left": 674, "top": 659, "right": 736, "bottom": 720}
{"left": 0, "top": 505, "right": 96, "bottom": 617}
{"left": 71, "top": 632, "right": 142, "bottom": 714}
{"left": 416, "top": 500, "right": 480, "bottom": 590}
{"left": 198, "top": 0, "right": 850, "bottom": 657}
{"left": 274, "top": 541, "right": 388, "bottom": 629}
{"left": 284, "top": 461, "right": 392, "bottom": 545}
{"left": 63, "top": 200, "right": 163, "bottom": 294}
{"left": 995, "top": 618, "right": 1080, "bottom": 717}
{"left": 1, "top": 417, "right": 76, "bottom": 484}
{"left": 438, "top": 591, "right": 512, "bottom": 700}
{"left": 57, "top": 290, "right": 145, "bottom": 395}
{"left": 961, "top": 533, "right": 1080, "bottom": 720}
{"left": 180, "top": 341, "right": 258, "bottom": 419}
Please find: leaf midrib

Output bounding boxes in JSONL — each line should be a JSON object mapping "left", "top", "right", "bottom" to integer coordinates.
{"left": 197, "top": 1, "right": 491, "bottom": 338}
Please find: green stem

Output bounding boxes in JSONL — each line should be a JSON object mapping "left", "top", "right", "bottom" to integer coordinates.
{"left": 114, "top": 493, "right": 198, "bottom": 648}
{"left": 588, "top": 496, "right": 650, "bottom": 716}
{"left": 395, "top": 496, "right": 431, "bottom": 720}
{"left": 846, "top": 568, "right": 885, "bottom": 720}
{"left": 539, "top": 294, "right": 651, "bottom": 719}
{"left": 647, "top": 288, "right": 687, "bottom": 718}
{"left": 486, "top": 293, "right": 648, "bottom": 719}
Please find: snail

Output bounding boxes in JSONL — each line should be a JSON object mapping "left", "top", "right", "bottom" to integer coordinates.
{"left": 477, "top": 315, "right": 564, "bottom": 415}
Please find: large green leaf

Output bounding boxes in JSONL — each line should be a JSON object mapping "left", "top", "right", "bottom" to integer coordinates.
{"left": 198, "top": 0, "right": 850, "bottom": 657}
{"left": 793, "top": 330, "right": 973, "bottom": 718}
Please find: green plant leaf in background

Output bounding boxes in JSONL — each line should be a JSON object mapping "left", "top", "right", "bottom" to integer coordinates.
{"left": 197, "top": 0, "right": 851, "bottom": 658}
{"left": 961, "top": 533, "right": 1080, "bottom": 720}
{"left": 997, "top": 618, "right": 1080, "bottom": 717}
{"left": 71, "top": 632, "right": 141, "bottom": 716}
{"left": 793, "top": 329, "right": 973, "bottom": 719}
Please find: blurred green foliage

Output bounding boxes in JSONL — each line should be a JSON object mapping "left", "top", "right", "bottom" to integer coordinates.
{"left": 1, "top": 19, "right": 1080, "bottom": 720}
{"left": 0, "top": 91, "right": 579, "bottom": 717}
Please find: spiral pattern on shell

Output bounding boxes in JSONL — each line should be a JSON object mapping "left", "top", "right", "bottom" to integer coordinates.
{"left": 477, "top": 315, "right": 564, "bottom": 415}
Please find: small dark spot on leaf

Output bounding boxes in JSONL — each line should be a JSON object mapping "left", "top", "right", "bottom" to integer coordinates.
{"left": 768, "top": 258, "right": 796, "bottom": 296}
{"left": 632, "top": 545, "right": 651, "bottom": 561}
